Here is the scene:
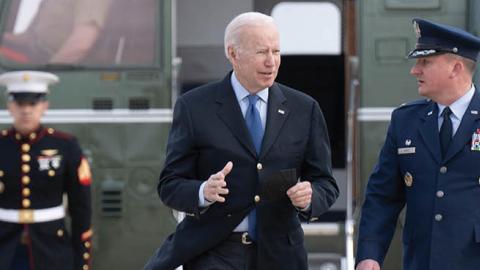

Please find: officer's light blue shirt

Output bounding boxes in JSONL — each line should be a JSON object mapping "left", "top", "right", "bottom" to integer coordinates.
{"left": 437, "top": 84, "right": 475, "bottom": 135}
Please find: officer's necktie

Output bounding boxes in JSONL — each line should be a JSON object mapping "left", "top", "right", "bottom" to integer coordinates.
{"left": 245, "top": 95, "right": 264, "bottom": 240}
{"left": 440, "top": 107, "right": 453, "bottom": 158}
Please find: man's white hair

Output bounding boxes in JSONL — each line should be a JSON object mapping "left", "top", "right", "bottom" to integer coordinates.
{"left": 224, "top": 12, "right": 276, "bottom": 59}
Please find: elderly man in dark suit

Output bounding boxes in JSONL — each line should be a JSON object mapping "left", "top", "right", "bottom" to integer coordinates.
{"left": 144, "top": 12, "right": 338, "bottom": 270}
{"left": 356, "top": 18, "right": 480, "bottom": 270}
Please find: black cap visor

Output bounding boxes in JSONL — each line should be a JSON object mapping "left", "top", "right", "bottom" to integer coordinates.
{"left": 8, "top": 93, "right": 47, "bottom": 103}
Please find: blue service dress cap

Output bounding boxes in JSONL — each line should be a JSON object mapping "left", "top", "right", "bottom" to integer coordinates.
{"left": 407, "top": 18, "right": 480, "bottom": 61}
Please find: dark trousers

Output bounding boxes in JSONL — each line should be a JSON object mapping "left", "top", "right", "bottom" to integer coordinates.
{"left": 184, "top": 236, "right": 257, "bottom": 270}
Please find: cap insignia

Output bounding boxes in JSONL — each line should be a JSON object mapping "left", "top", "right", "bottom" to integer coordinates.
{"left": 22, "top": 73, "right": 30, "bottom": 82}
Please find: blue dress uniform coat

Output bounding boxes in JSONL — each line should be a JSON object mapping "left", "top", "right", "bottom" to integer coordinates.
{"left": 356, "top": 89, "right": 480, "bottom": 270}
{"left": 0, "top": 127, "right": 92, "bottom": 270}
{"left": 144, "top": 74, "right": 339, "bottom": 270}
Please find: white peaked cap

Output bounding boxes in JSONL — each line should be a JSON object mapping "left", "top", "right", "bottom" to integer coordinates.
{"left": 0, "top": 70, "right": 59, "bottom": 94}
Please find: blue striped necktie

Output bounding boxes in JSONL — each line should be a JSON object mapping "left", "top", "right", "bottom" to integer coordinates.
{"left": 245, "top": 95, "right": 264, "bottom": 240}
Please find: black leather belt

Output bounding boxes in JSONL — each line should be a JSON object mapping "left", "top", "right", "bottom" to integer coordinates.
{"left": 227, "top": 232, "right": 254, "bottom": 245}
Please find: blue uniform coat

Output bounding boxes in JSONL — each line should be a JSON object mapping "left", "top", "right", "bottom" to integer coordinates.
{"left": 357, "top": 89, "right": 480, "bottom": 270}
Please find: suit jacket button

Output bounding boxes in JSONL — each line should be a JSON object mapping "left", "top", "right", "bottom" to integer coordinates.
{"left": 254, "top": 195, "right": 260, "bottom": 203}
{"left": 256, "top": 163, "right": 263, "bottom": 170}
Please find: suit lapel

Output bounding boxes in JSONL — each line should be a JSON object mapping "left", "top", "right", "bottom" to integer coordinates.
{"left": 260, "top": 83, "right": 289, "bottom": 159}
{"left": 215, "top": 75, "right": 257, "bottom": 157}
{"left": 444, "top": 89, "right": 480, "bottom": 162}
{"left": 418, "top": 102, "right": 442, "bottom": 164}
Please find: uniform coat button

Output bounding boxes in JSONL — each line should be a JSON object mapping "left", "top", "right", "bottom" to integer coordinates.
{"left": 21, "top": 144, "right": 30, "bottom": 152}
{"left": 440, "top": 166, "right": 447, "bottom": 174}
{"left": 22, "top": 176, "right": 30, "bottom": 185}
{"left": 254, "top": 195, "right": 260, "bottom": 203}
{"left": 436, "top": 190, "right": 444, "bottom": 198}
{"left": 22, "top": 164, "right": 30, "bottom": 173}
{"left": 256, "top": 163, "right": 263, "bottom": 170}
{"left": 22, "top": 188, "right": 31, "bottom": 197}
{"left": 435, "top": 214, "right": 443, "bottom": 221}
{"left": 22, "top": 198, "right": 31, "bottom": 208}
{"left": 22, "top": 154, "right": 31, "bottom": 162}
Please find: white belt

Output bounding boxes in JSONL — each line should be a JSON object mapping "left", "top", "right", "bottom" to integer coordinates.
{"left": 0, "top": 205, "right": 65, "bottom": 224}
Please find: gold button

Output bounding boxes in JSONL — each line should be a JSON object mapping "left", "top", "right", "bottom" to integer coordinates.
{"left": 0, "top": 181, "right": 4, "bottom": 193}
{"left": 254, "top": 195, "right": 260, "bottom": 203}
{"left": 22, "top": 188, "right": 31, "bottom": 197}
{"left": 83, "top": 264, "right": 89, "bottom": 270}
{"left": 84, "top": 241, "right": 91, "bottom": 248}
{"left": 0, "top": 170, "right": 3, "bottom": 177}
{"left": 15, "top": 133, "right": 21, "bottom": 140}
{"left": 22, "top": 154, "right": 31, "bottom": 162}
{"left": 21, "top": 144, "right": 30, "bottom": 152}
{"left": 256, "top": 163, "right": 263, "bottom": 170}
{"left": 22, "top": 175, "right": 30, "bottom": 185}
{"left": 47, "top": 128, "right": 55, "bottom": 134}
{"left": 29, "top": 133, "right": 36, "bottom": 140}
{"left": 1, "top": 130, "right": 7, "bottom": 136}
{"left": 83, "top": 252, "right": 90, "bottom": 260}
{"left": 57, "top": 229, "right": 64, "bottom": 237}
{"left": 22, "top": 164, "right": 30, "bottom": 173}
{"left": 22, "top": 198, "right": 31, "bottom": 208}
{"left": 48, "top": 170, "right": 55, "bottom": 177}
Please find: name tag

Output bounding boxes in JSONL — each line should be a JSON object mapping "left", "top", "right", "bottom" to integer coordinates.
{"left": 398, "top": 147, "right": 416, "bottom": 155}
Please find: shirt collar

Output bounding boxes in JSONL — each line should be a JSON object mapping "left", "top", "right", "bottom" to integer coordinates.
{"left": 437, "top": 84, "right": 475, "bottom": 120}
{"left": 231, "top": 72, "right": 269, "bottom": 103}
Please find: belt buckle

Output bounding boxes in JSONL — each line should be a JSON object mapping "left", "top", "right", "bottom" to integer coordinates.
{"left": 18, "top": 209, "right": 34, "bottom": 224}
{"left": 241, "top": 232, "right": 252, "bottom": 245}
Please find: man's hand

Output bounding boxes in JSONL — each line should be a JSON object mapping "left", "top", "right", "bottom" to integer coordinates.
{"left": 356, "top": 259, "right": 381, "bottom": 270}
{"left": 203, "top": 161, "right": 233, "bottom": 203}
{"left": 286, "top": 181, "right": 312, "bottom": 209}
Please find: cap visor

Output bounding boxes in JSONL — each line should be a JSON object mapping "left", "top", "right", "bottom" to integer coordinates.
{"left": 9, "top": 93, "right": 46, "bottom": 103}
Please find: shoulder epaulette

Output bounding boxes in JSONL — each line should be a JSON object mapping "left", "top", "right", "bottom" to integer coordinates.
{"left": 45, "top": 128, "right": 74, "bottom": 140}
{"left": 397, "top": 98, "right": 430, "bottom": 109}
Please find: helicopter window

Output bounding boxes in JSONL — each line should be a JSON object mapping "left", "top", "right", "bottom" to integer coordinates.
{"left": 271, "top": 2, "right": 341, "bottom": 55}
{"left": 0, "top": 0, "right": 159, "bottom": 67}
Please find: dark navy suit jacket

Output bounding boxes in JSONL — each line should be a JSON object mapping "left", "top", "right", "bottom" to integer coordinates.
{"left": 144, "top": 73, "right": 339, "bottom": 270}
{"left": 357, "top": 89, "right": 480, "bottom": 270}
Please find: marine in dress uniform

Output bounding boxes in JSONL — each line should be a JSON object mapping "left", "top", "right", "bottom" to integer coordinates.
{"left": 356, "top": 19, "right": 480, "bottom": 270}
{"left": 0, "top": 71, "right": 92, "bottom": 270}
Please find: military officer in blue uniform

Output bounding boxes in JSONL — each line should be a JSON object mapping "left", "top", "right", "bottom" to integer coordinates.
{"left": 0, "top": 71, "right": 92, "bottom": 270}
{"left": 356, "top": 18, "right": 480, "bottom": 270}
